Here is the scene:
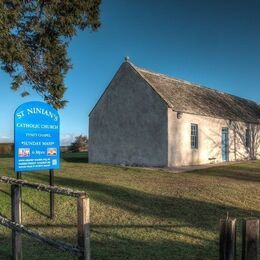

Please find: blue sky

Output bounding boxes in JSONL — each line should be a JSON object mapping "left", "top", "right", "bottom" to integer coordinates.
{"left": 1, "top": 0, "right": 260, "bottom": 145}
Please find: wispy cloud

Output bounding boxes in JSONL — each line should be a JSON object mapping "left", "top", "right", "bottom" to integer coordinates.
{"left": 0, "top": 136, "right": 13, "bottom": 143}
{"left": 60, "top": 133, "right": 77, "bottom": 146}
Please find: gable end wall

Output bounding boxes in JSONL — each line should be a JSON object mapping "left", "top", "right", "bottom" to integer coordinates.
{"left": 89, "top": 63, "right": 168, "bottom": 166}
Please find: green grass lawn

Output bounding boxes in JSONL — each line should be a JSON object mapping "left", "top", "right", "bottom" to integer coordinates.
{"left": 0, "top": 154, "right": 259, "bottom": 259}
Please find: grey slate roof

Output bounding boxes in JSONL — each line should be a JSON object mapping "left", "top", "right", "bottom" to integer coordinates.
{"left": 131, "top": 63, "right": 260, "bottom": 124}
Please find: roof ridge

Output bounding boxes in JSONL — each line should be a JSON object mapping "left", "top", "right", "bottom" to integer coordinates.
{"left": 132, "top": 64, "right": 191, "bottom": 84}
{"left": 132, "top": 63, "right": 259, "bottom": 105}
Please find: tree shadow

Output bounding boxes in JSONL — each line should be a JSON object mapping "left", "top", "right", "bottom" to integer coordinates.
{"left": 26, "top": 173, "right": 260, "bottom": 232}
{"left": 0, "top": 189, "right": 50, "bottom": 219}
{"left": 0, "top": 237, "right": 11, "bottom": 260}
{"left": 61, "top": 152, "right": 88, "bottom": 163}
{"left": 26, "top": 222, "right": 212, "bottom": 243}
{"left": 0, "top": 233, "right": 76, "bottom": 260}
{"left": 1, "top": 171, "right": 259, "bottom": 259}
{"left": 0, "top": 230, "right": 217, "bottom": 260}
{"left": 191, "top": 165, "right": 260, "bottom": 183}
{"left": 91, "top": 229, "right": 217, "bottom": 260}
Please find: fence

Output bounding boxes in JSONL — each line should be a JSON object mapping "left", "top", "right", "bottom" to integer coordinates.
{"left": 0, "top": 176, "right": 90, "bottom": 260}
{"left": 219, "top": 217, "right": 259, "bottom": 260}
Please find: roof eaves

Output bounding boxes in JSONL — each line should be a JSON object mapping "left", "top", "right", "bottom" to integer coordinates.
{"left": 133, "top": 66, "right": 260, "bottom": 107}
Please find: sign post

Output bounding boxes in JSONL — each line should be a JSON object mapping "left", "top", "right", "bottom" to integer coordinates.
{"left": 14, "top": 101, "right": 60, "bottom": 219}
{"left": 49, "top": 169, "right": 55, "bottom": 219}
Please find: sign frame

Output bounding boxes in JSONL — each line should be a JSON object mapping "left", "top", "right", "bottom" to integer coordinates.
{"left": 14, "top": 101, "right": 60, "bottom": 172}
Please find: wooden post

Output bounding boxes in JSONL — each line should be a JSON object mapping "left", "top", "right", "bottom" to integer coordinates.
{"left": 77, "top": 196, "right": 90, "bottom": 260}
{"left": 242, "top": 219, "right": 259, "bottom": 260}
{"left": 11, "top": 184, "right": 22, "bottom": 260}
{"left": 49, "top": 169, "right": 54, "bottom": 219}
{"left": 219, "top": 218, "right": 237, "bottom": 260}
{"left": 219, "top": 219, "right": 227, "bottom": 260}
{"left": 16, "top": 171, "right": 22, "bottom": 220}
{"left": 16, "top": 171, "right": 22, "bottom": 180}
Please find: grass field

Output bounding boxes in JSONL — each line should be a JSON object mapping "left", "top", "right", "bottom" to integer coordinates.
{"left": 0, "top": 153, "right": 259, "bottom": 259}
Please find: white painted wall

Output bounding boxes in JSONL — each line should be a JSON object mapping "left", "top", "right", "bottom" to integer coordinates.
{"left": 89, "top": 62, "right": 260, "bottom": 168}
{"left": 89, "top": 62, "right": 168, "bottom": 166}
{"left": 168, "top": 109, "right": 260, "bottom": 167}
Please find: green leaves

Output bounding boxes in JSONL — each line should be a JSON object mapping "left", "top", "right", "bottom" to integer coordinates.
{"left": 11, "top": 75, "right": 24, "bottom": 91}
{"left": 69, "top": 135, "right": 88, "bottom": 152}
{"left": 21, "top": 91, "right": 29, "bottom": 97}
{"left": 0, "top": 0, "right": 101, "bottom": 109}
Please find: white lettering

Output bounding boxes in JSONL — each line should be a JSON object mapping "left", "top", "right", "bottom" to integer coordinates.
{"left": 16, "top": 111, "right": 25, "bottom": 119}
{"left": 26, "top": 107, "right": 58, "bottom": 121}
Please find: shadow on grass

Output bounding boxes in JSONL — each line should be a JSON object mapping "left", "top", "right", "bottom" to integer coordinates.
{"left": 27, "top": 222, "right": 213, "bottom": 243}
{"left": 0, "top": 237, "right": 11, "bottom": 260}
{"left": 27, "top": 173, "right": 260, "bottom": 232}
{"left": 0, "top": 154, "right": 13, "bottom": 159}
{"left": 0, "top": 234, "right": 76, "bottom": 260}
{"left": 61, "top": 152, "right": 88, "bottom": 163}
{"left": 192, "top": 165, "right": 260, "bottom": 183}
{"left": 91, "top": 230, "right": 216, "bottom": 259}
{"left": 0, "top": 231, "right": 216, "bottom": 260}
{"left": 0, "top": 189, "right": 50, "bottom": 219}
{"left": 1, "top": 169, "right": 259, "bottom": 259}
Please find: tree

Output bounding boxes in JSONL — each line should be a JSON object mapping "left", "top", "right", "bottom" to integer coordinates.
{"left": 0, "top": 0, "right": 101, "bottom": 109}
{"left": 69, "top": 135, "right": 88, "bottom": 152}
